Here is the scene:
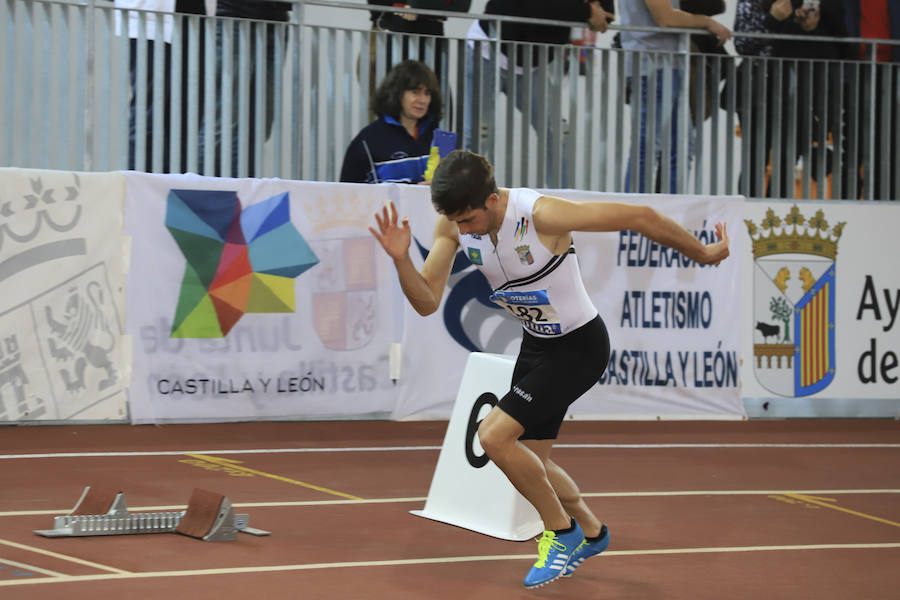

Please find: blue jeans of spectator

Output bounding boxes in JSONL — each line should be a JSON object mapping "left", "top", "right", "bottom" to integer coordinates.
{"left": 463, "top": 44, "right": 569, "bottom": 187}
{"left": 625, "top": 69, "right": 687, "bottom": 193}
{"left": 199, "top": 20, "right": 281, "bottom": 177}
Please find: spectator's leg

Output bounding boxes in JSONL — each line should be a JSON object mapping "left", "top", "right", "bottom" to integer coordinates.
{"left": 761, "top": 64, "right": 781, "bottom": 198}
{"left": 160, "top": 42, "right": 173, "bottom": 173}
{"left": 738, "top": 97, "right": 770, "bottom": 199}
{"left": 462, "top": 43, "right": 475, "bottom": 150}
{"left": 128, "top": 38, "right": 173, "bottom": 172}
{"left": 432, "top": 37, "right": 452, "bottom": 131}
{"left": 197, "top": 20, "right": 226, "bottom": 177}
{"left": 625, "top": 75, "right": 650, "bottom": 193}
{"left": 177, "top": 17, "right": 193, "bottom": 173}
{"left": 127, "top": 38, "right": 140, "bottom": 171}
{"left": 512, "top": 64, "right": 563, "bottom": 187}
{"left": 230, "top": 22, "right": 245, "bottom": 177}
{"left": 464, "top": 43, "right": 495, "bottom": 154}
{"left": 871, "top": 63, "right": 897, "bottom": 200}
{"left": 664, "top": 68, "right": 686, "bottom": 194}
{"left": 890, "top": 64, "right": 899, "bottom": 200}
{"left": 366, "top": 28, "right": 380, "bottom": 123}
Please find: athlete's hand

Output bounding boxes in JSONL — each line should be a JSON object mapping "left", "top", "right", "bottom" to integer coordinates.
{"left": 369, "top": 200, "right": 412, "bottom": 261}
{"left": 702, "top": 221, "right": 730, "bottom": 265}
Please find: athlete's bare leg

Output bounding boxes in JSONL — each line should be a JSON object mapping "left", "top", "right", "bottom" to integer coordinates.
{"left": 539, "top": 454, "right": 603, "bottom": 538}
{"left": 477, "top": 407, "right": 571, "bottom": 531}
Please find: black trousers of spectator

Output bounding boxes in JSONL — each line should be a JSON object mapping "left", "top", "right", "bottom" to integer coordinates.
{"left": 127, "top": 3, "right": 205, "bottom": 173}
{"left": 736, "top": 60, "right": 841, "bottom": 198}
{"left": 200, "top": 21, "right": 285, "bottom": 178}
{"left": 128, "top": 39, "right": 173, "bottom": 172}
{"left": 840, "top": 62, "right": 898, "bottom": 200}
{"left": 737, "top": 61, "right": 793, "bottom": 198}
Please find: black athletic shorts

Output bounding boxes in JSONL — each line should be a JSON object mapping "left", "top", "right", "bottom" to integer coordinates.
{"left": 498, "top": 315, "right": 610, "bottom": 441}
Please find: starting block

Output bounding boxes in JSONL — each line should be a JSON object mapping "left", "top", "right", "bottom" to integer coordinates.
{"left": 34, "top": 485, "right": 270, "bottom": 541}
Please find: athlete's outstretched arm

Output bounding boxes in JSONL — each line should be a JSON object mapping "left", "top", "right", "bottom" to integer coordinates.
{"left": 369, "top": 201, "right": 459, "bottom": 316}
{"left": 531, "top": 195, "right": 730, "bottom": 265}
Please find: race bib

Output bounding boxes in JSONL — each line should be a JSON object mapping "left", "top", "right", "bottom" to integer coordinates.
{"left": 489, "top": 290, "right": 562, "bottom": 335}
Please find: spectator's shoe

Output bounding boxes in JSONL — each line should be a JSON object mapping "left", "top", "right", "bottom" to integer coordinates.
{"left": 563, "top": 524, "right": 610, "bottom": 577}
{"left": 523, "top": 520, "right": 584, "bottom": 589}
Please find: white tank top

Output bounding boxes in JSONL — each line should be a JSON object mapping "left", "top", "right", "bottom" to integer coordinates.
{"left": 459, "top": 188, "right": 598, "bottom": 338}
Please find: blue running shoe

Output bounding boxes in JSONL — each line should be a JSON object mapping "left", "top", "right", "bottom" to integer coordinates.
{"left": 563, "top": 524, "right": 610, "bottom": 577}
{"left": 523, "top": 520, "right": 584, "bottom": 589}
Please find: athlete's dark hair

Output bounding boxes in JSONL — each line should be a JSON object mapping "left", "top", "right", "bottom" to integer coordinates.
{"left": 372, "top": 60, "right": 443, "bottom": 123}
{"left": 430, "top": 150, "right": 498, "bottom": 215}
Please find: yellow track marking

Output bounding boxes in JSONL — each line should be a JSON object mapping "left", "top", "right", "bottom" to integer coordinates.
{"left": 784, "top": 493, "right": 900, "bottom": 529}
{"left": 185, "top": 454, "right": 363, "bottom": 500}
{"left": 0, "top": 543, "right": 898, "bottom": 587}
{"left": 0, "top": 539, "right": 129, "bottom": 574}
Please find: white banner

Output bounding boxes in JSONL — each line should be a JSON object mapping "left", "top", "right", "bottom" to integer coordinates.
{"left": 393, "top": 187, "right": 745, "bottom": 420}
{"left": 124, "top": 174, "right": 401, "bottom": 423}
{"left": 7, "top": 169, "right": 895, "bottom": 423}
{"left": 0, "top": 168, "right": 129, "bottom": 422}
{"left": 740, "top": 200, "right": 900, "bottom": 415}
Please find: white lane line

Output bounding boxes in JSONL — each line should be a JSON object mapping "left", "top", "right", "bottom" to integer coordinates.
{"left": 0, "top": 543, "right": 898, "bottom": 587}
{"left": 0, "top": 539, "right": 130, "bottom": 574}
{"left": 557, "top": 443, "right": 900, "bottom": 449}
{"left": 3, "top": 490, "right": 898, "bottom": 517}
{"left": 0, "top": 447, "right": 440, "bottom": 459}
{"left": 581, "top": 489, "right": 900, "bottom": 498}
{"left": 0, "top": 558, "right": 66, "bottom": 577}
{"left": 1, "top": 443, "right": 898, "bottom": 459}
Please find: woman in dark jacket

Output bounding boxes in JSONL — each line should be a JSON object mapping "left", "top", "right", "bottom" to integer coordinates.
{"left": 340, "top": 60, "right": 444, "bottom": 183}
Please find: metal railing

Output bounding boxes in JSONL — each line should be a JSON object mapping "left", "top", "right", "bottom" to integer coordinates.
{"left": 2, "top": 0, "right": 898, "bottom": 199}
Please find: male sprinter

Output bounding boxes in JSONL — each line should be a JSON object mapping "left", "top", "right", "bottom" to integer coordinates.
{"left": 369, "top": 150, "right": 730, "bottom": 588}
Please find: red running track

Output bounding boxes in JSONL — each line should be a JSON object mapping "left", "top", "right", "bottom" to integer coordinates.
{"left": 0, "top": 419, "right": 898, "bottom": 599}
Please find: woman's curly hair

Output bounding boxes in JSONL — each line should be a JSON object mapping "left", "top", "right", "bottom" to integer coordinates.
{"left": 373, "top": 60, "right": 443, "bottom": 123}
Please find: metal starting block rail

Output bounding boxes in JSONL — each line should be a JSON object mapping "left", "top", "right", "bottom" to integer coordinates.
{"left": 37, "top": 511, "right": 186, "bottom": 537}
{"left": 34, "top": 486, "right": 270, "bottom": 542}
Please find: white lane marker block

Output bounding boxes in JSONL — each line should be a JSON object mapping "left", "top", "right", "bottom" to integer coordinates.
{"left": 411, "top": 353, "right": 543, "bottom": 541}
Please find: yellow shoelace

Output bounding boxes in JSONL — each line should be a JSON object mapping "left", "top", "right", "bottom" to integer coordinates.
{"left": 534, "top": 531, "right": 566, "bottom": 568}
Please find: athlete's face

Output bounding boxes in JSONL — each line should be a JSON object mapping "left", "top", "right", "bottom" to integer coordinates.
{"left": 446, "top": 194, "right": 500, "bottom": 236}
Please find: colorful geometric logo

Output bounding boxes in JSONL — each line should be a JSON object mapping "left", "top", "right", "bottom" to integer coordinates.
{"left": 165, "top": 190, "right": 319, "bottom": 338}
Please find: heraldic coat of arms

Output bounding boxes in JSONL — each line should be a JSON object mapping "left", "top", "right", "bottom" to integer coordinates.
{"left": 746, "top": 205, "right": 845, "bottom": 397}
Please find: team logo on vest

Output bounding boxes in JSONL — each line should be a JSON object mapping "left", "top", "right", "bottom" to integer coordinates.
{"left": 746, "top": 205, "right": 845, "bottom": 397}
{"left": 514, "top": 217, "right": 529, "bottom": 241}
{"left": 515, "top": 245, "right": 534, "bottom": 265}
{"left": 467, "top": 247, "right": 483, "bottom": 265}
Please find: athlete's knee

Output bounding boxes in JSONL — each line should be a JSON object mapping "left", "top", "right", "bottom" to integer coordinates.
{"left": 477, "top": 407, "right": 525, "bottom": 459}
{"left": 477, "top": 420, "right": 506, "bottom": 458}
{"left": 478, "top": 416, "right": 520, "bottom": 459}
